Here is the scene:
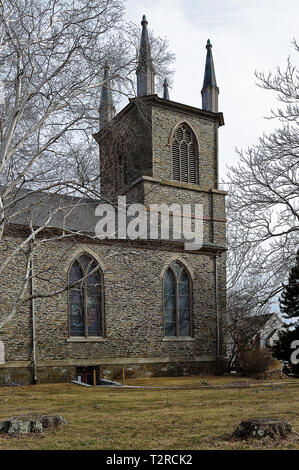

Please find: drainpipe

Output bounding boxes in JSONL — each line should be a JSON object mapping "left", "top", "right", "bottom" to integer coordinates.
{"left": 30, "top": 256, "right": 38, "bottom": 384}
{"left": 215, "top": 251, "right": 221, "bottom": 373}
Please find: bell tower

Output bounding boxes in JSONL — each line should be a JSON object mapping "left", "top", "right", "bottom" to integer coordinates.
{"left": 93, "top": 19, "right": 226, "bottom": 248}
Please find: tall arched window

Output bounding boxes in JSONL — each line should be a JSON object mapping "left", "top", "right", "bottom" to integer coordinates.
{"left": 172, "top": 123, "right": 199, "bottom": 184}
{"left": 163, "top": 261, "right": 192, "bottom": 337}
{"left": 69, "top": 254, "right": 104, "bottom": 337}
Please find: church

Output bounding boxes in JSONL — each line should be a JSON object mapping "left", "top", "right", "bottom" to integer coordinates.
{"left": 0, "top": 16, "right": 227, "bottom": 385}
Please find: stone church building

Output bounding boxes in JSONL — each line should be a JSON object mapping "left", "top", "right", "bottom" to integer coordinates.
{"left": 0, "top": 16, "right": 227, "bottom": 385}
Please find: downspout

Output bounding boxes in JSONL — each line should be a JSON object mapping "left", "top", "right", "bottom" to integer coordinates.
{"left": 30, "top": 256, "right": 37, "bottom": 384}
{"left": 215, "top": 251, "right": 221, "bottom": 373}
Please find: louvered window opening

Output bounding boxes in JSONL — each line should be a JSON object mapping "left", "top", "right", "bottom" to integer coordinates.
{"left": 172, "top": 124, "right": 199, "bottom": 184}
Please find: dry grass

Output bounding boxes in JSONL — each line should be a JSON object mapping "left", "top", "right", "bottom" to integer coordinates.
{"left": 0, "top": 378, "right": 299, "bottom": 450}
{"left": 124, "top": 373, "right": 293, "bottom": 387}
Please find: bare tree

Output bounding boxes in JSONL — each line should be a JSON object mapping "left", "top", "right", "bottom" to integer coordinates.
{"left": 226, "top": 286, "right": 272, "bottom": 371}
{"left": 0, "top": 0, "right": 175, "bottom": 329}
{"left": 226, "top": 40, "right": 299, "bottom": 314}
{"left": 224, "top": 41, "right": 299, "bottom": 367}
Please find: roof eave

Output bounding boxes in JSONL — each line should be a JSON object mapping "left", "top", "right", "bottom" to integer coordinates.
{"left": 93, "top": 94, "right": 224, "bottom": 142}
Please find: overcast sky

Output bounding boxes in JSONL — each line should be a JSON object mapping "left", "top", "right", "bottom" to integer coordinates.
{"left": 125, "top": 0, "right": 299, "bottom": 181}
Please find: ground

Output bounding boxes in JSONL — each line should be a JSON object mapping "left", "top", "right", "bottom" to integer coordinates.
{"left": 0, "top": 376, "right": 299, "bottom": 450}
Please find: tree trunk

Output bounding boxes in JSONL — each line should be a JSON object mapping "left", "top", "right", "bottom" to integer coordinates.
{"left": 0, "top": 415, "right": 67, "bottom": 435}
{"left": 233, "top": 418, "right": 292, "bottom": 440}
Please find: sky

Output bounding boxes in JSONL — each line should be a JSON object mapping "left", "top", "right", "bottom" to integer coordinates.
{"left": 124, "top": 0, "right": 299, "bottom": 181}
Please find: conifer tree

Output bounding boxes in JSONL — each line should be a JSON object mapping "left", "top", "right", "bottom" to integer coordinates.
{"left": 280, "top": 251, "right": 299, "bottom": 320}
{"left": 271, "top": 325, "right": 299, "bottom": 375}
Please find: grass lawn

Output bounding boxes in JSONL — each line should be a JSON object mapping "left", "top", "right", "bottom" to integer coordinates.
{"left": 0, "top": 377, "right": 299, "bottom": 450}
{"left": 124, "top": 374, "right": 296, "bottom": 387}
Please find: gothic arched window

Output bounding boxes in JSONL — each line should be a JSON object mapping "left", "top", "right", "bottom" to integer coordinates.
{"left": 163, "top": 261, "right": 192, "bottom": 337}
{"left": 172, "top": 123, "right": 199, "bottom": 184}
{"left": 69, "top": 254, "right": 104, "bottom": 337}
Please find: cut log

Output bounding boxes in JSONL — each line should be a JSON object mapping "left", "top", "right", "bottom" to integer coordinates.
{"left": 0, "top": 415, "right": 67, "bottom": 436}
{"left": 233, "top": 418, "right": 292, "bottom": 440}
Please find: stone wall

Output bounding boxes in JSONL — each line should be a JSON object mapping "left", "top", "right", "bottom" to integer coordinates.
{"left": 97, "top": 97, "right": 223, "bottom": 204}
{"left": 0, "top": 361, "right": 219, "bottom": 386}
{"left": 98, "top": 102, "right": 153, "bottom": 202}
{"left": 121, "top": 99, "right": 227, "bottom": 248}
{"left": 142, "top": 178, "right": 226, "bottom": 247}
{"left": 151, "top": 104, "right": 218, "bottom": 188}
{"left": 0, "top": 233, "right": 226, "bottom": 385}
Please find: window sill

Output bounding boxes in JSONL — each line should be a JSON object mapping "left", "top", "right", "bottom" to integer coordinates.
{"left": 162, "top": 337, "right": 195, "bottom": 342}
{"left": 67, "top": 337, "right": 106, "bottom": 343}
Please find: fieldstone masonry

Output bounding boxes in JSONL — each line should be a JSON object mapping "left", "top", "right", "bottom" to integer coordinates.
{"left": 0, "top": 236, "right": 226, "bottom": 384}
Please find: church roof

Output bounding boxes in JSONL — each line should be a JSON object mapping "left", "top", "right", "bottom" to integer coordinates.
{"left": 93, "top": 94, "right": 224, "bottom": 142}
{"left": 124, "top": 95, "right": 224, "bottom": 124}
{"left": 1, "top": 186, "right": 226, "bottom": 253}
{"left": 2, "top": 186, "right": 99, "bottom": 234}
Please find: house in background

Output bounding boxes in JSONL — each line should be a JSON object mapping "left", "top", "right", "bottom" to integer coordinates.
{"left": 227, "top": 313, "right": 285, "bottom": 371}
{"left": 246, "top": 313, "right": 285, "bottom": 351}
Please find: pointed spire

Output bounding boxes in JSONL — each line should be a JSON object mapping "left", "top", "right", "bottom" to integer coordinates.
{"left": 136, "top": 15, "right": 155, "bottom": 97}
{"left": 99, "top": 63, "right": 115, "bottom": 128}
{"left": 163, "top": 78, "right": 170, "bottom": 100}
{"left": 201, "top": 39, "right": 219, "bottom": 113}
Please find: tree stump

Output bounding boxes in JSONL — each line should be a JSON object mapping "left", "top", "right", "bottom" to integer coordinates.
{"left": 233, "top": 418, "right": 292, "bottom": 440}
{"left": 0, "top": 415, "right": 67, "bottom": 436}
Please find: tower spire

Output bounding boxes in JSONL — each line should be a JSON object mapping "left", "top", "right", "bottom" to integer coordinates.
{"left": 201, "top": 39, "right": 219, "bottom": 112}
{"left": 136, "top": 15, "right": 155, "bottom": 97}
{"left": 163, "top": 78, "right": 170, "bottom": 100}
{"left": 99, "top": 63, "right": 115, "bottom": 128}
